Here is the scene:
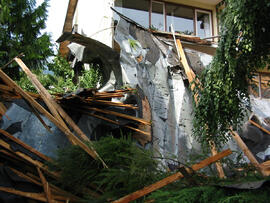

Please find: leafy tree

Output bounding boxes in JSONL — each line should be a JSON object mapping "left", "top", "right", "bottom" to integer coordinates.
{"left": 0, "top": 0, "right": 53, "bottom": 79}
{"left": 192, "top": 0, "right": 270, "bottom": 149}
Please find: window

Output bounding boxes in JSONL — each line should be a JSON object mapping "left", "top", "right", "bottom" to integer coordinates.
{"left": 166, "top": 4, "right": 194, "bottom": 35}
{"left": 195, "top": 9, "right": 212, "bottom": 39}
{"left": 151, "top": 1, "right": 165, "bottom": 31}
{"left": 114, "top": 0, "right": 213, "bottom": 38}
{"left": 114, "top": 0, "right": 149, "bottom": 28}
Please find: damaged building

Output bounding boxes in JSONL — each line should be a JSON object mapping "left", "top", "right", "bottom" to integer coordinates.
{"left": 0, "top": 0, "right": 270, "bottom": 202}
{"left": 58, "top": 0, "right": 270, "bottom": 167}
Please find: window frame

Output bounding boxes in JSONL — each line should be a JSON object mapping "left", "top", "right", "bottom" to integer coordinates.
{"left": 114, "top": 0, "right": 214, "bottom": 37}
{"left": 194, "top": 9, "right": 213, "bottom": 38}
{"left": 150, "top": 0, "right": 166, "bottom": 31}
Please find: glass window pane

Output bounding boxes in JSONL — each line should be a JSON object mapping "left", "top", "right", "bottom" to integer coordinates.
{"left": 166, "top": 4, "right": 194, "bottom": 35}
{"left": 114, "top": 0, "right": 149, "bottom": 28}
{"left": 151, "top": 2, "right": 164, "bottom": 31}
{"left": 196, "top": 11, "right": 211, "bottom": 38}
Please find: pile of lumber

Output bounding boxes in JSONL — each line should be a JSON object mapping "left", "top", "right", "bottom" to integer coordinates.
{"left": 0, "top": 124, "right": 233, "bottom": 203}
{"left": 0, "top": 56, "right": 152, "bottom": 202}
{"left": 0, "top": 128, "right": 83, "bottom": 203}
{"left": 0, "top": 56, "right": 233, "bottom": 203}
{"left": 0, "top": 56, "right": 151, "bottom": 145}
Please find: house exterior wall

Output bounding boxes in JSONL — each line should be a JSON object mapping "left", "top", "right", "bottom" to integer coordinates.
{"left": 71, "top": 0, "right": 220, "bottom": 47}
{"left": 73, "top": 0, "right": 115, "bottom": 47}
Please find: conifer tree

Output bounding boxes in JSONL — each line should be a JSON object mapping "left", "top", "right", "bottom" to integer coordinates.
{"left": 0, "top": 0, "right": 53, "bottom": 78}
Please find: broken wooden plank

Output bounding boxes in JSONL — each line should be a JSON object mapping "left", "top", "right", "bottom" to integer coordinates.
{"left": 0, "top": 68, "right": 107, "bottom": 168}
{"left": 230, "top": 130, "right": 260, "bottom": 168}
{"left": 89, "top": 112, "right": 150, "bottom": 137}
{"left": 260, "top": 160, "right": 270, "bottom": 176}
{"left": 210, "top": 141, "right": 225, "bottom": 178}
{"left": 249, "top": 119, "right": 270, "bottom": 136}
{"left": 14, "top": 58, "right": 108, "bottom": 167}
{"left": 37, "top": 167, "right": 53, "bottom": 203}
{"left": 82, "top": 107, "right": 151, "bottom": 126}
{"left": 0, "top": 101, "right": 9, "bottom": 120}
{"left": 0, "top": 187, "right": 63, "bottom": 203}
{"left": 124, "top": 125, "right": 151, "bottom": 138}
{"left": 0, "top": 53, "right": 24, "bottom": 70}
{"left": 93, "top": 94, "right": 125, "bottom": 99}
{"left": 135, "top": 94, "right": 152, "bottom": 146}
{"left": 66, "top": 107, "right": 151, "bottom": 138}
{"left": 175, "top": 38, "right": 225, "bottom": 178}
{"left": 8, "top": 166, "right": 80, "bottom": 202}
{"left": 23, "top": 98, "right": 53, "bottom": 133}
{"left": 0, "top": 138, "right": 58, "bottom": 177}
{"left": 0, "top": 129, "right": 51, "bottom": 161}
{"left": 113, "top": 149, "right": 232, "bottom": 203}
{"left": 0, "top": 84, "right": 41, "bottom": 99}
{"left": 0, "top": 149, "right": 22, "bottom": 161}
{"left": 83, "top": 98, "right": 138, "bottom": 109}
{"left": 59, "top": 0, "right": 79, "bottom": 57}
{"left": 14, "top": 57, "right": 70, "bottom": 134}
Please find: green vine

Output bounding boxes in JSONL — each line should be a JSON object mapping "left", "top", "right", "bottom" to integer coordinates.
{"left": 192, "top": 0, "right": 270, "bottom": 150}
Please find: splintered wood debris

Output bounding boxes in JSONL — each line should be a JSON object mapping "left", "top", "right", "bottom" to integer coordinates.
{"left": 0, "top": 56, "right": 153, "bottom": 202}
{"left": 0, "top": 56, "right": 269, "bottom": 202}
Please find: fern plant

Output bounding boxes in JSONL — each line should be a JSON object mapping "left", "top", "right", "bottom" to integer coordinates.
{"left": 49, "top": 136, "right": 166, "bottom": 201}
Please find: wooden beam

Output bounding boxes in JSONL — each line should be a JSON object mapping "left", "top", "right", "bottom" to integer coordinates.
{"left": 14, "top": 58, "right": 70, "bottom": 135}
{"left": 81, "top": 107, "right": 151, "bottom": 126}
{"left": 68, "top": 108, "right": 151, "bottom": 139}
{"left": 0, "top": 187, "right": 62, "bottom": 203}
{"left": 249, "top": 120, "right": 270, "bottom": 136}
{"left": 175, "top": 38, "right": 225, "bottom": 178}
{"left": 0, "top": 129, "right": 50, "bottom": 161}
{"left": 113, "top": 149, "right": 232, "bottom": 203}
{"left": 0, "top": 138, "right": 58, "bottom": 177}
{"left": 83, "top": 98, "right": 138, "bottom": 109}
{"left": 0, "top": 149, "right": 22, "bottom": 161}
{"left": 37, "top": 167, "right": 53, "bottom": 203}
{"left": 0, "top": 101, "right": 9, "bottom": 120}
{"left": 59, "top": 0, "right": 79, "bottom": 57}
{"left": 230, "top": 130, "right": 260, "bottom": 167}
{"left": 0, "top": 59, "right": 106, "bottom": 168}
{"left": 231, "top": 129, "right": 268, "bottom": 177}
{"left": 8, "top": 166, "right": 80, "bottom": 201}
{"left": 24, "top": 98, "right": 53, "bottom": 133}
{"left": 14, "top": 58, "right": 98, "bottom": 144}
{"left": 260, "top": 160, "right": 270, "bottom": 176}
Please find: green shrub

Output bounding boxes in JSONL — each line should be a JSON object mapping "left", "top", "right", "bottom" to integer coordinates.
{"left": 16, "top": 55, "right": 102, "bottom": 94}
{"left": 49, "top": 136, "right": 165, "bottom": 201}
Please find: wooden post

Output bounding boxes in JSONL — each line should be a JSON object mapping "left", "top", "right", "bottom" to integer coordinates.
{"left": 113, "top": 149, "right": 232, "bottom": 203}
{"left": 175, "top": 38, "right": 225, "bottom": 178}
{"left": 230, "top": 130, "right": 260, "bottom": 167}
{"left": 59, "top": 0, "right": 79, "bottom": 57}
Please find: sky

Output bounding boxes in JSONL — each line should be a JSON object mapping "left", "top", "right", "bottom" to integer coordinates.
{"left": 36, "top": 0, "right": 69, "bottom": 44}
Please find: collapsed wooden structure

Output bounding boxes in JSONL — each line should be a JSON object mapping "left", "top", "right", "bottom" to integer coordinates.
{"left": 0, "top": 56, "right": 152, "bottom": 201}
{"left": 0, "top": 56, "right": 232, "bottom": 202}
{"left": 0, "top": 39, "right": 270, "bottom": 202}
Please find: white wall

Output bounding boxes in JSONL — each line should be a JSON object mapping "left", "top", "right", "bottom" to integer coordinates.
{"left": 74, "top": 0, "right": 115, "bottom": 47}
